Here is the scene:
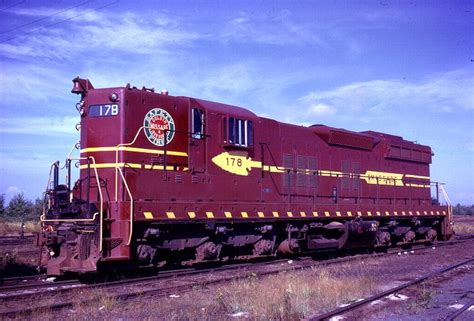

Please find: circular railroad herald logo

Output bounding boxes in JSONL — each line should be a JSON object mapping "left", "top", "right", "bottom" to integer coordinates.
{"left": 143, "top": 108, "right": 176, "bottom": 146}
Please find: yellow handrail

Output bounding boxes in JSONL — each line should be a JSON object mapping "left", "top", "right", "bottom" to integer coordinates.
{"left": 41, "top": 212, "right": 99, "bottom": 222}
{"left": 114, "top": 126, "right": 146, "bottom": 201}
{"left": 439, "top": 184, "right": 453, "bottom": 223}
{"left": 112, "top": 126, "right": 150, "bottom": 247}
{"left": 116, "top": 166, "right": 134, "bottom": 245}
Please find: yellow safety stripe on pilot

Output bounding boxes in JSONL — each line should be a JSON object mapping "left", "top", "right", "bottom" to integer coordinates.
{"left": 142, "top": 210, "right": 445, "bottom": 219}
{"left": 206, "top": 212, "right": 214, "bottom": 218}
{"left": 143, "top": 211, "right": 153, "bottom": 219}
{"left": 81, "top": 146, "right": 188, "bottom": 157}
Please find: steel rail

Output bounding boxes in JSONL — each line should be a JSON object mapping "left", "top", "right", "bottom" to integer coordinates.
{"left": 307, "top": 256, "right": 474, "bottom": 321}
{"left": 2, "top": 235, "right": 473, "bottom": 317}
{"left": 0, "top": 278, "right": 79, "bottom": 292}
{"left": 444, "top": 298, "right": 474, "bottom": 321}
{"left": 2, "top": 237, "right": 474, "bottom": 318}
{"left": 0, "top": 235, "right": 34, "bottom": 246}
{"left": 0, "top": 273, "right": 46, "bottom": 284}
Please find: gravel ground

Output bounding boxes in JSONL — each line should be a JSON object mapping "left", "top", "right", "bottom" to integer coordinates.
{"left": 331, "top": 239, "right": 474, "bottom": 321}
{"left": 51, "top": 239, "right": 474, "bottom": 320}
{"left": 3, "top": 236, "right": 473, "bottom": 320}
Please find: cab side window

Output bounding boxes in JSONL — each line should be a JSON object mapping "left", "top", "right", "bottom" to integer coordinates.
{"left": 224, "top": 117, "right": 253, "bottom": 147}
{"left": 191, "top": 108, "right": 204, "bottom": 139}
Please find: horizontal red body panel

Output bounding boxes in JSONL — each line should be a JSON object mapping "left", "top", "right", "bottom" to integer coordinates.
{"left": 77, "top": 84, "right": 438, "bottom": 213}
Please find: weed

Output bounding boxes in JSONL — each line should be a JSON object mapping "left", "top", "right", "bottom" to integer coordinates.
{"left": 0, "top": 220, "right": 40, "bottom": 236}
{"left": 453, "top": 222, "right": 474, "bottom": 234}
{"left": 0, "top": 250, "right": 38, "bottom": 277}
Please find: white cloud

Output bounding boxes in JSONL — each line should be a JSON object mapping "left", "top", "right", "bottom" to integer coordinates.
{"left": 5, "top": 186, "right": 22, "bottom": 195}
{"left": 220, "top": 11, "right": 326, "bottom": 47}
{"left": 0, "top": 116, "right": 78, "bottom": 135}
{"left": 5, "top": 6, "right": 103, "bottom": 22}
{"left": 299, "top": 69, "right": 474, "bottom": 120}
{"left": 197, "top": 63, "right": 254, "bottom": 98}
{"left": 0, "top": 63, "right": 71, "bottom": 106}
{"left": 307, "top": 103, "right": 336, "bottom": 116}
{"left": 0, "top": 8, "right": 201, "bottom": 59}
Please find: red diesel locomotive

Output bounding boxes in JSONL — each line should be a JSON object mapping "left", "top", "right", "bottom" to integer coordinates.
{"left": 37, "top": 77, "right": 453, "bottom": 275}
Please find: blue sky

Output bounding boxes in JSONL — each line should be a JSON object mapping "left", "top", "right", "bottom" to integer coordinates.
{"left": 0, "top": 0, "right": 473, "bottom": 205}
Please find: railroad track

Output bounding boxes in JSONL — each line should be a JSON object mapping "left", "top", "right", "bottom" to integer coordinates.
{"left": 444, "top": 298, "right": 474, "bottom": 321}
{"left": 2, "top": 236, "right": 474, "bottom": 318}
{"left": 306, "top": 256, "right": 474, "bottom": 320}
{"left": 0, "top": 274, "right": 45, "bottom": 287}
{"left": 0, "top": 276, "right": 79, "bottom": 293}
{"left": 0, "top": 235, "right": 34, "bottom": 246}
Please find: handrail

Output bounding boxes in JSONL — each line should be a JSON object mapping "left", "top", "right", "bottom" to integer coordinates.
{"left": 42, "top": 161, "right": 58, "bottom": 217}
{"left": 439, "top": 184, "right": 452, "bottom": 219}
{"left": 79, "top": 156, "right": 104, "bottom": 252}
{"left": 112, "top": 126, "right": 191, "bottom": 246}
{"left": 116, "top": 166, "right": 134, "bottom": 246}
{"left": 59, "top": 142, "right": 80, "bottom": 170}
{"left": 115, "top": 126, "right": 146, "bottom": 201}
{"left": 259, "top": 142, "right": 287, "bottom": 172}
{"left": 42, "top": 156, "right": 105, "bottom": 252}
{"left": 112, "top": 126, "right": 145, "bottom": 247}
{"left": 40, "top": 212, "right": 99, "bottom": 222}
{"left": 113, "top": 126, "right": 191, "bottom": 200}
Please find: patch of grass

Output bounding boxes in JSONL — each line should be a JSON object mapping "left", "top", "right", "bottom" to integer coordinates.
{"left": 406, "top": 284, "right": 435, "bottom": 312}
{"left": 453, "top": 222, "right": 474, "bottom": 234}
{"left": 54, "top": 263, "right": 375, "bottom": 320}
{"left": 71, "top": 288, "right": 119, "bottom": 317}
{"left": 0, "top": 220, "right": 40, "bottom": 236}
{"left": 0, "top": 250, "right": 38, "bottom": 277}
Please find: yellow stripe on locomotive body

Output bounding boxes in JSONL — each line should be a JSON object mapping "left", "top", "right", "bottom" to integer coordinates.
{"left": 79, "top": 147, "right": 430, "bottom": 189}
{"left": 209, "top": 151, "right": 430, "bottom": 188}
{"left": 404, "top": 174, "right": 430, "bottom": 180}
{"left": 79, "top": 162, "right": 185, "bottom": 171}
{"left": 80, "top": 146, "right": 188, "bottom": 157}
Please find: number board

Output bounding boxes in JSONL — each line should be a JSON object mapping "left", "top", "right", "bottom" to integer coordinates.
{"left": 88, "top": 104, "right": 119, "bottom": 117}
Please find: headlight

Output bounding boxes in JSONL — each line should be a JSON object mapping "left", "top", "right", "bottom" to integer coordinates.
{"left": 110, "top": 92, "right": 119, "bottom": 101}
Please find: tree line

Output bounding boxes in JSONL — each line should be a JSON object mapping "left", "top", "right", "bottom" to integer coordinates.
{"left": 0, "top": 193, "right": 44, "bottom": 221}
{"left": 0, "top": 193, "right": 473, "bottom": 222}
{"left": 453, "top": 203, "right": 474, "bottom": 216}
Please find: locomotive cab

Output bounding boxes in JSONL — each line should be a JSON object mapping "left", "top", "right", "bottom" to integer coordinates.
{"left": 39, "top": 77, "right": 208, "bottom": 275}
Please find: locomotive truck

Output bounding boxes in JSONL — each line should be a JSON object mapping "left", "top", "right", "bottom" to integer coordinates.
{"left": 37, "top": 77, "right": 453, "bottom": 275}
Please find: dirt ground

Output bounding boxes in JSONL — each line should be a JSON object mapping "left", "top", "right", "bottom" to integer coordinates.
{"left": 47, "top": 239, "right": 474, "bottom": 320}
{"left": 333, "top": 241, "right": 474, "bottom": 321}
{"left": 453, "top": 215, "right": 474, "bottom": 224}
{"left": 2, "top": 230, "right": 474, "bottom": 319}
